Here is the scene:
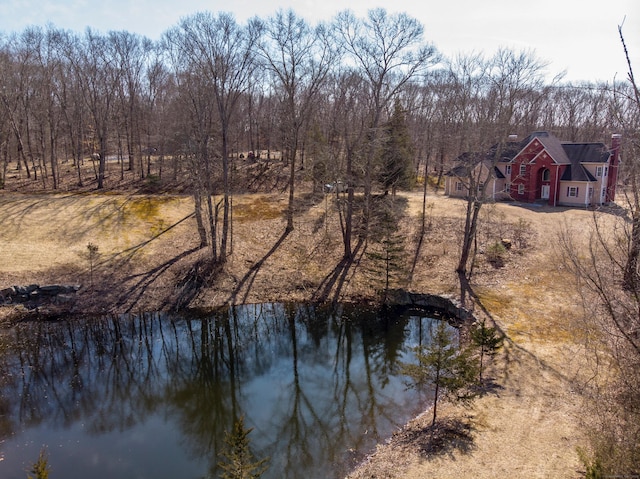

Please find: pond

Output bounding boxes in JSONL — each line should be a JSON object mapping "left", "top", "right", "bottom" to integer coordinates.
{"left": 0, "top": 303, "right": 453, "bottom": 479}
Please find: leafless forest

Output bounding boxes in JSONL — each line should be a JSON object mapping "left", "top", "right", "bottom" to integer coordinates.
{"left": 1, "top": 8, "right": 640, "bottom": 477}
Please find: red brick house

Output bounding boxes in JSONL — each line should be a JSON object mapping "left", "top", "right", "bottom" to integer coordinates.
{"left": 445, "top": 131, "right": 621, "bottom": 207}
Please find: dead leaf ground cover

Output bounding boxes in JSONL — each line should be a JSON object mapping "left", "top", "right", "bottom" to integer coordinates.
{"left": 0, "top": 188, "right": 607, "bottom": 478}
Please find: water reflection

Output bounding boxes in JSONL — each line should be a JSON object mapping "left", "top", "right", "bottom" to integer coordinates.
{"left": 0, "top": 303, "right": 447, "bottom": 479}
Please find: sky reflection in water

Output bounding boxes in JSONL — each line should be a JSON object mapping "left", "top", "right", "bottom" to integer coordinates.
{"left": 0, "top": 303, "right": 449, "bottom": 479}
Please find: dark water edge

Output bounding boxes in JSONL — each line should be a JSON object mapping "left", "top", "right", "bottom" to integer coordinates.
{"left": 0, "top": 302, "right": 460, "bottom": 479}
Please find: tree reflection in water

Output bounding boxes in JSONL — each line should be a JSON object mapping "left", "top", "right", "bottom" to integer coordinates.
{"left": 0, "top": 304, "right": 447, "bottom": 479}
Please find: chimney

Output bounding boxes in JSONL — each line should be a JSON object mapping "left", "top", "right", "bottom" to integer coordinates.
{"left": 607, "top": 133, "right": 622, "bottom": 203}
{"left": 611, "top": 133, "right": 622, "bottom": 165}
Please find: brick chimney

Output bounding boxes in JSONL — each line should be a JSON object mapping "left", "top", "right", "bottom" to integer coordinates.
{"left": 606, "top": 133, "right": 622, "bottom": 203}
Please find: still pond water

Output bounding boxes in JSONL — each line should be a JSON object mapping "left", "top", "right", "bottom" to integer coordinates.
{"left": 0, "top": 303, "right": 450, "bottom": 479}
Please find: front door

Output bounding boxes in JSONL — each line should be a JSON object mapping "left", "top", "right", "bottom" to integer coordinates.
{"left": 541, "top": 184, "right": 550, "bottom": 200}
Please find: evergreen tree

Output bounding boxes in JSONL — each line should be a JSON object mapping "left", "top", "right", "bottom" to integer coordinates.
{"left": 378, "top": 99, "right": 414, "bottom": 195}
{"left": 402, "top": 321, "right": 478, "bottom": 426}
{"left": 365, "top": 199, "right": 407, "bottom": 302}
{"left": 218, "top": 416, "right": 269, "bottom": 479}
{"left": 27, "top": 448, "right": 49, "bottom": 479}
{"left": 469, "top": 320, "right": 503, "bottom": 382}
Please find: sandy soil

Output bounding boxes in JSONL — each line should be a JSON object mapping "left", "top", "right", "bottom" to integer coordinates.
{"left": 0, "top": 188, "right": 607, "bottom": 478}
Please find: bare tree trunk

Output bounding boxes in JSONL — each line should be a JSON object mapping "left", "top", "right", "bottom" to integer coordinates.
{"left": 49, "top": 134, "right": 57, "bottom": 189}
{"left": 420, "top": 155, "right": 430, "bottom": 237}
{"left": 206, "top": 193, "right": 217, "bottom": 261}
{"left": 97, "top": 134, "right": 107, "bottom": 189}
{"left": 456, "top": 199, "right": 481, "bottom": 276}
{"left": 220, "top": 128, "right": 231, "bottom": 262}
{"left": 624, "top": 210, "right": 640, "bottom": 291}
{"left": 193, "top": 190, "right": 208, "bottom": 248}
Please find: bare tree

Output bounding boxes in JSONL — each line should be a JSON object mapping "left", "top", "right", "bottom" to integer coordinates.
{"left": 453, "top": 49, "right": 549, "bottom": 278}
{"left": 334, "top": 8, "right": 438, "bottom": 241}
{"left": 258, "top": 9, "right": 336, "bottom": 232}
{"left": 559, "top": 24, "right": 640, "bottom": 476}
{"left": 164, "top": 12, "right": 260, "bottom": 263}
{"left": 66, "top": 28, "right": 121, "bottom": 189}
{"left": 325, "top": 69, "right": 370, "bottom": 259}
{"left": 110, "top": 31, "right": 153, "bottom": 177}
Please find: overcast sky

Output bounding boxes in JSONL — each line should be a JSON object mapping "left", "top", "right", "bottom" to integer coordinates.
{"left": 1, "top": 0, "right": 638, "bottom": 84}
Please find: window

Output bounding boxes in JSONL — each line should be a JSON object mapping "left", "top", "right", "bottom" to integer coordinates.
{"left": 596, "top": 166, "right": 603, "bottom": 177}
{"left": 519, "top": 164, "right": 526, "bottom": 176}
{"left": 567, "top": 186, "right": 579, "bottom": 197}
{"left": 455, "top": 182, "right": 463, "bottom": 191}
{"left": 604, "top": 166, "right": 608, "bottom": 177}
{"left": 505, "top": 165, "right": 512, "bottom": 176}
{"left": 518, "top": 184, "right": 525, "bottom": 195}
{"left": 542, "top": 169, "right": 550, "bottom": 182}
{"left": 504, "top": 182, "right": 511, "bottom": 193}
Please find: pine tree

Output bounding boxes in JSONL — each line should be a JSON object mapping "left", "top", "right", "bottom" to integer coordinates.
{"left": 365, "top": 199, "right": 407, "bottom": 302}
{"left": 218, "top": 416, "right": 269, "bottom": 479}
{"left": 402, "top": 321, "right": 478, "bottom": 426}
{"left": 27, "top": 448, "right": 50, "bottom": 479}
{"left": 377, "top": 99, "right": 414, "bottom": 195}
{"left": 469, "top": 320, "right": 503, "bottom": 382}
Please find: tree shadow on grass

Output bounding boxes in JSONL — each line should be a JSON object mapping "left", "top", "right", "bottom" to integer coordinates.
{"left": 114, "top": 246, "right": 203, "bottom": 313}
{"left": 227, "top": 228, "right": 292, "bottom": 305}
{"left": 457, "top": 271, "right": 580, "bottom": 394}
{"left": 83, "top": 212, "right": 200, "bottom": 312}
{"left": 398, "top": 417, "right": 476, "bottom": 460}
{"left": 312, "top": 236, "right": 366, "bottom": 303}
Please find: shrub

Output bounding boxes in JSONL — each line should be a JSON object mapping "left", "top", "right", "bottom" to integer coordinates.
{"left": 486, "top": 241, "right": 507, "bottom": 267}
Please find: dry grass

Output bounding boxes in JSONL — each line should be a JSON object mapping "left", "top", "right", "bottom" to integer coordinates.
{"left": 0, "top": 187, "right": 617, "bottom": 478}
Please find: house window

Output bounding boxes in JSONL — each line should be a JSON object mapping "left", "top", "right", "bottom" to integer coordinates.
{"left": 519, "top": 164, "right": 526, "bottom": 176}
{"left": 504, "top": 182, "right": 511, "bottom": 193}
{"left": 455, "top": 182, "right": 463, "bottom": 191}
{"left": 505, "top": 165, "right": 511, "bottom": 176}
{"left": 518, "top": 184, "right": 525, "bottom": 195}
{"left": 604, "top": 166, "right": 608, "bottom": 177}
{"left": 542, "top": 169, "right": 550, "bottom": 181}
{"left": 596, "top": 166, "right": 603, "bottom": 177}
{"left": 567, "top": 186, "right": 579, "bottom": 197}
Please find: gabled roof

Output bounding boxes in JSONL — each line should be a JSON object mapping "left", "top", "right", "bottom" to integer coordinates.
{"left": 488, "top": 141, "right": 522, "bottom": 162}
{"left": 562, "top": 143, "right": 610, "bottom": 163}
{"left": 444, "top": 152, "right": 482, "bottom": 177}
{"left": 523, "top": 132, "right": 599, "bottom": 181}
{"left": 519, "top": 132, "right": 571, "bottom": 164}
{"left": 560, "top": 164, "right": 597, "bottom": 182}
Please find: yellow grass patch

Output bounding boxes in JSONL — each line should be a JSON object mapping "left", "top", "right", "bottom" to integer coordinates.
{"left": 233, "top": 195, "right": 286, "bottom": 222}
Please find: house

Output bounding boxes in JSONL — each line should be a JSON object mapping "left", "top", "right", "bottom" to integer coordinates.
{"left": 444, "top": 131, "right": 622, "bottom": 207}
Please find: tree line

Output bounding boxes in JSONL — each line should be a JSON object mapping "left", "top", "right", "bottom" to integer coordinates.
{"left": 0, "top": 8, "right": 635, "bottom": 263}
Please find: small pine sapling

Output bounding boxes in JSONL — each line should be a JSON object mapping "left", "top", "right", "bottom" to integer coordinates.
{"left": 470, "top": 320, "right": 504, "bottom": 383}
{"left": 27, "top": 448, "right": 50, "bottom": 479}
{"left": 219, "top": 416, "right": 269, "bottom": 479}
{"left": 402, "top": 321, "right": 479, "bottom": 426}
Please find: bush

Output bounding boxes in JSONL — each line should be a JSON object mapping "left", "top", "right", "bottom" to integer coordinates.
{"left": 486, "top": 241, "right": 507, "bottom": 267}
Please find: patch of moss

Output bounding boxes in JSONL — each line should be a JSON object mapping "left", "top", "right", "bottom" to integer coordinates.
{"left": 234, "top": 196, "right": 285, "bottom": 222}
